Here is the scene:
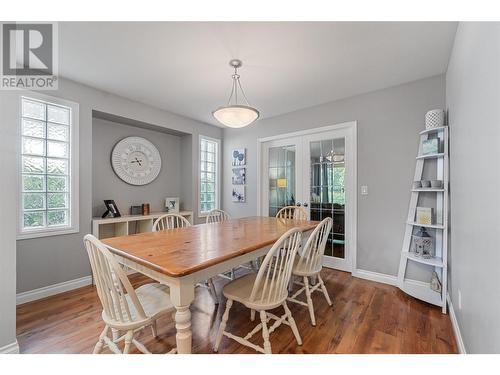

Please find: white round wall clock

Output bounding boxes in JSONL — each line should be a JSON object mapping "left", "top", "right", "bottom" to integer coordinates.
{"left": 111, "top": 137, "right": 162, "bottom": 185}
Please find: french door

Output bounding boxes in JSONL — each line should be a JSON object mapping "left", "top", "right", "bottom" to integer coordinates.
{"left": 260, "top": 123, "right": 356, "bottom": 272}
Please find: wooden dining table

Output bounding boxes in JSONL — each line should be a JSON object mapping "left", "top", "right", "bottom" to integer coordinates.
{"left": 101, "top": 216, "right": 319, "bottom": 354}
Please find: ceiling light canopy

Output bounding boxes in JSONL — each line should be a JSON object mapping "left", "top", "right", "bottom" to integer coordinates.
{"left": 212, "top": 59, "right": 259, "bottom": 128}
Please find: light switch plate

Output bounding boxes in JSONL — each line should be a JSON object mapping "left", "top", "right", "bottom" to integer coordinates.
{"left": 361, "top": 185, "right": 368, "bottom": 195}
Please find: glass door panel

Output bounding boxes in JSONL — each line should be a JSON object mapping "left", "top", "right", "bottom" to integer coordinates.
{"left": 268, "top": 145, "right": 296, "bottom": 217}
{"left": 309, "top": 137, "right": 346, "bottom": 260}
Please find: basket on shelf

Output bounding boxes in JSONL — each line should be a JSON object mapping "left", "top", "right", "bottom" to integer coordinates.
{"left": 425, "top": 109, "right": 445, "bottom": 129}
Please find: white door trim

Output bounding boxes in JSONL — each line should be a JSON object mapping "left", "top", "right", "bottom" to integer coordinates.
{"left": 257, "top": 121, "right": 357, "bottom": 272}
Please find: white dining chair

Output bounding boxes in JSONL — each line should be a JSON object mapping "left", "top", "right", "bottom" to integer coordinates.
{"left": 154, "top": 213, "right": 219, "bottom": 304}
{"left": 83, "top": 234, "right": 176, "bottom": 354}
{"left": 287, "top": 217, "right": 333, "bottom": 326}
{"left": 275, "top": 205, "right": 308, "bottom": 220}
{"left": 214, "top": 227, "right": 303, "bottom": 354}
{"left": 153, "top": 213, "right": 191, "bottom": 231}
{"left": 206, "top": 209, "right": 255, "bottom": 279}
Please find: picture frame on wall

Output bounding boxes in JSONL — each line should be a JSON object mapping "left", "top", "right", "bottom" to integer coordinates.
{"left": 232, "top": 185, "right": 245, "bottom": 202}
{"left": 165, "top": 197, "right": 180, "bottom": 213}
{"left": 232, "top": 167, "right": 246, "bottom": 185}
{"left": 232, "top": 148, "right": 246, "bottom": 166}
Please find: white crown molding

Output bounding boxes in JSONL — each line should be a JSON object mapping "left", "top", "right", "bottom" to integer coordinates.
{"left": 447, "top": 293, "right": 467, "bottom": 354}
{"left": 0, "top": 340, "right": 20, "bottom": 354}
{"left": 16, "top": 275, "right": 92, "bottom": 305}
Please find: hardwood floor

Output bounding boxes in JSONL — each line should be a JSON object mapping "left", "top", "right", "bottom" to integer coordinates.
{"left": 16, "top": 269, "right": 458, "bottom": 354}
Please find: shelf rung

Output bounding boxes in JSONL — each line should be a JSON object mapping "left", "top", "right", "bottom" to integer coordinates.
{"left": 416, "top": 153, "right": 445, "bottom": 160}
{"left": 411, "top": 188, "right": 445, "bottom": 192}
{"left": 406, "top": 221, "right": 445, "bottom": 229}
{"left": 405, "top": 252, "right": 444, "bottom": 267}
{"left": 419, "top": 126, "right": 448, "bottom": 135}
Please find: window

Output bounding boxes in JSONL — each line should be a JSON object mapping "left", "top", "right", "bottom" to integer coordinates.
{"left": 199, "top": 136, "right": 220, "bottom": 216}
{"left": 18, "top": 95, "right": 79, "bottom": 239}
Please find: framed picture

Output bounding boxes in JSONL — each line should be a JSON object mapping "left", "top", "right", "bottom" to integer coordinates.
{"left": 232, "top": 186, "right": 245, "bottom": 203}
{"left": 102, "top": 199, "right": 121, "bottom": 218}
{"left": 416, "top": 207, "right": 433, "bottom": 225}
{"left": 165, "top": 197, "right": 180, "bottom": 213}
{"left": 232, "top": 167, "right": 246, "bottom": 185}
{"left": 232, "top": 148, "right": 246, "bottom": 166}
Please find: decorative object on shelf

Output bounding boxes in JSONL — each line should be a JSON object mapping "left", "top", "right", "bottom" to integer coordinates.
{"left": 431, "top": 180, "right": 443, "bottom": 188}
{"left": 412, "top": 181, "right": 422, "bottom": 189}
{"left": 422, "top": 138, "right": 439, "bottom": 155}
{"left": 130, "top": 206, "right": 142, "bottom": 215}
{"left": 111, "top": 136, "right": 162, "bottom": 186}
{"left": 430, "top": 271, "right": 442, "bottom": 293}
{"left": 232, "top": 167, "right": 246, "bottom": 185}
{"left": 425, "top": 109, "right": 445, "bottom": 129}
{"left": 416, "top": 207, "right": 432, "bottom": 225}
{"left": 232, "top": 148, "right": 246, "bottom": 166}
{"left": 102, "top": 199, "right": 121, "bottom": 218}
{"left": 165, "top": 197, "right": 179, "bottom": 213}
{"left": 232, "top": 185, "right": 245, "bottom": 202}
{"left": 142, "top": 203, "right": 150, "bottom": 216}
{"left": 213, "top": 59, "right": 259, "bottom": 128}
{"left": 412, "top": 226, "right": 434, "bottom": 258}
{"left": 421, "top": 180, "right": 431, "bottom": 188}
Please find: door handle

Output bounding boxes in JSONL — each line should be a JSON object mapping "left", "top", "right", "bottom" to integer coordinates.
{"left": 296, "top": 202, "right": 302, "bottom": 207}
{"left": 303, "top": 202, "right": 309, "bottom": 207}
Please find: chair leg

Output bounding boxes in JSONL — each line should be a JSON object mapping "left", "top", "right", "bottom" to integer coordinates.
{"left": 208, "top": 278, "right": 219, "bottom": 305}
{"left": 304, "top": 276, "right": 316, "bottom": 326}
{"left": 318, "top": 274, "right": 332, "bottom": 306}
{"left": 123, "top": 330, "right": 134, "bottom": 354}
{"left": 111, "top": 328, "right": 120, "bottom": 342}
{"left": 230, "top": 268, "right": 235, "bottom": 280}
{"left": 93, "top": 325, "right": 109, "bottom": 354}
{"left": 151, "top": 320, "right": 158, "bottom": 338}
{"left": 250, "top": 309, "right": 256, "bottom": 321}
{"left": 214, "top": 299, "right": 233, "bottom": 352}
{"left": 260, "top": 310, "right": 272, "bottom": 354}
{"left": 283, "top": 302, "right": 302, "bottom": 346}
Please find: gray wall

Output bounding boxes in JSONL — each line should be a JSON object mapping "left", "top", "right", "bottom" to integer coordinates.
{"left": 446, "top": 22, "right": 500, "bottom": 353}
{"left": 222, "top": 75, "right": 446, "bottom": 279}
{"left": 0, "top": 92, "right": 19, "bottom": 350}
{"left": 92, "top": 118, "right": 183, "bottom": 216}
{"left": 12, "top": 77, "right": 221, "bottom": 294}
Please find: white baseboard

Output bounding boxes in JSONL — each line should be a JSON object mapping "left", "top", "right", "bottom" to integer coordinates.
{"left": 16, "top": 275, "right": 92, "bottom": 305}
{"left": 447, "top": 293, "right": 467, "bottom": 354}
{"left": 352, "top": 269, "right": 397, "bottom": 286}
{"left": 0, "top": 340, "right": 20, "bottom": 354}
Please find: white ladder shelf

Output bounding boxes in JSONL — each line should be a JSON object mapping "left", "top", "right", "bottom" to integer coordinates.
{"left": 397, "top": 126, "right": 449, "bottom": 314}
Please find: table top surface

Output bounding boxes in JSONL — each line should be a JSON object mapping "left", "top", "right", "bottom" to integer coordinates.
{"left": 102, "top": 216, "right": 319, "bottom": 277}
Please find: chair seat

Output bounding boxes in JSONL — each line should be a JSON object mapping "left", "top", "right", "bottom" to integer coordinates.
{"left": 104, "top": 283, "right": 174, "bottom": 325}
{"left": 292, "top": 256, "right": 320, "bottom": 277}
{"left": 129, "top": 283, "right": 174, "bottom": 319}
{"left": 222, "top": 273, "right": 286, "bottom": 310}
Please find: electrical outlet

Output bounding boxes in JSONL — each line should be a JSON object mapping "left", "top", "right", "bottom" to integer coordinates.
{"left": 458, "top": 289, "right": 462, "bottom": 310}
{"left": 361, "top": 185, "right": 368, "bottom": 195}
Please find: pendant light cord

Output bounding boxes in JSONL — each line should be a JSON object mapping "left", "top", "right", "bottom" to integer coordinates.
{"left": 226, "top": 66, "right": 251, "bottom": 107}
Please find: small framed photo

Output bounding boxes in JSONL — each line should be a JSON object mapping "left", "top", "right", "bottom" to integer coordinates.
{"left": 103, "top": 199, "right": 121, "bottom": 218}
{"left": 165, "top": 197, "right": 180, "bottom": 213}
{"left": 422, "top": 139, "right": 439, "bottom": 155}
{"left": 232, "top": 186, "right": 245, "bottom": 203}
{"left": 232, "top": 167, "right": 246, "bottom": 185}
{"left": 232, "top": 148, "right": 246, "bottom": 166}
{"left": 416, "top": 207, "right": 433, "bottom": 225}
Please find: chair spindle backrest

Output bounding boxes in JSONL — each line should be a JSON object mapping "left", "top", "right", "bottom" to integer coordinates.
{"left": 206, "top": 209, "right": 231, "bottom": 224}
{"left": 296, "top": 217, "right": 333, "bottom": 274}
{"left": 153, "top": 214, "right": 191, "bottom": 232}
{"left": 83, "top": 234, "right": 146, "bottom": 324}
{"left": 250, "top": 228, "right": 302, "bottom": 306}
{"left": 275, "top": 206, "right": 307, "bottom": 220}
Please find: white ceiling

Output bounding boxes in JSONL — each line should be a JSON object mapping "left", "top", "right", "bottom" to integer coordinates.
{"left": 59, "top": 22, "right": 457, "bottom": 127}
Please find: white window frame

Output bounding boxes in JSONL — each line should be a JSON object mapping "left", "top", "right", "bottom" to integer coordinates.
{"left": 198, "top": 135, "right": 221, "bottom": 218}
{"left": 17, "top": 92, "right": 79, "bottom": 240}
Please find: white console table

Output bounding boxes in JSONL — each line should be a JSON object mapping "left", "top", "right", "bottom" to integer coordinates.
{"left": 92, "top": 211, "right": 194, "bottom": 240}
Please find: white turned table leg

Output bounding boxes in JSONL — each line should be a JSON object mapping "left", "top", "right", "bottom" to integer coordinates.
{"left": 170, "top": 278, "right": 195, "bottom": 354}
{"left": 174, "top": 305, "right": 192, "bottom": 354}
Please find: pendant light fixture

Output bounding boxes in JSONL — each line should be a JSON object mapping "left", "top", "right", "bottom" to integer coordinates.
{"left": 212, "top": 59, "right": 260, "bottom": 128}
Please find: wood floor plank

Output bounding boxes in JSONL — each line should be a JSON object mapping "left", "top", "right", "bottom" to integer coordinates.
{"left": 16, "top": 269, "right": 458, "bottom": 354}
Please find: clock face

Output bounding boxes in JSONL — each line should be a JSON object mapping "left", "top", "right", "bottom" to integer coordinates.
{"left": 111, "top": 137, "right": 162, "bottom": 185}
